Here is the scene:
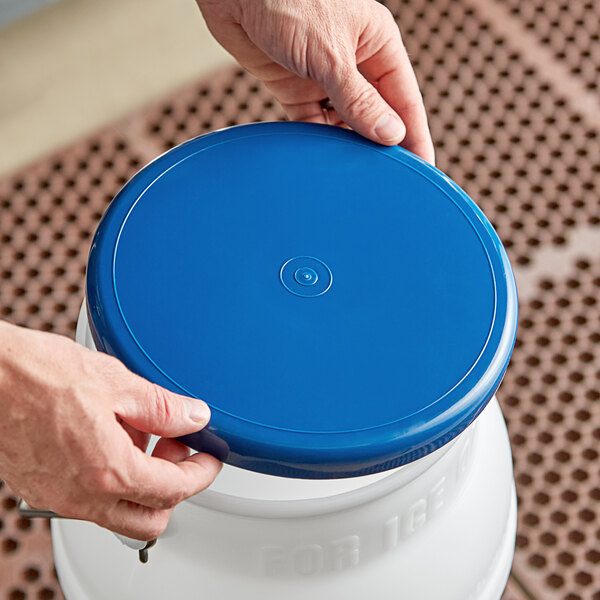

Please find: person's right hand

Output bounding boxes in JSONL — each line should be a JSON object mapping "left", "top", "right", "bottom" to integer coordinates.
{"left": 197, "top": 0, "right": 434, "bottom": 163}
{"left": 0, "top": 320, "right": 221, "bottom": 541}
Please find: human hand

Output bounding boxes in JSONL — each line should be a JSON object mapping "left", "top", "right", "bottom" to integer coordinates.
{"left": 0, "top": 321, "right": 221, "bottom": 541}
{"left": 197, "top": 0, "right": 434, "bottom": 163}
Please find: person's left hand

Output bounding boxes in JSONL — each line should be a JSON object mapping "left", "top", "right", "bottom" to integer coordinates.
{"left": 0, "top": 321, "right": 221, "bottom": 541}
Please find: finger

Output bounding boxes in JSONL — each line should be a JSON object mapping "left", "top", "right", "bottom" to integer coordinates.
{"left": 151, "top": 437, "right": 191, "bottom": 464}
{"left": 282, "top": 101, "right": 345, "bottom": 127}
{"left": 101, "top": 500, "right": 172, "bottom": 542}
{"left": 122, "top": 450, "right": 222, "bottom": 510}
{"left": 323, "top": 64, "right": 406, "bottom": 146}
{"left": 115, "top": 374, "right": 211, "bottom": 438}
{"left": 358, "top": 11, "right": 435, "bottom": 163}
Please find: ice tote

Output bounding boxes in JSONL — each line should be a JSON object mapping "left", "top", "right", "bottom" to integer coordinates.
{"left": 52, "top": 122, "right": 518, "bottom": 600}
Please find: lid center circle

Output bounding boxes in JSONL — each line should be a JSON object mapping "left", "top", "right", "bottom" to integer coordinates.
{"left": 280, "top": 257, "right": 333, "bottom": 298}
{"left": 294, "top": 267, "right": 318, "bottom": 286}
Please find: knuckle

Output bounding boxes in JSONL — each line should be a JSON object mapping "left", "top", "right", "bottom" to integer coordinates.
{"left": 370, "top": 4, "right": 403, "bottom": 47}
{"left": 186, "top": 458, "right": 222, "bottom": 495}
{"left": 145, "top": 525, "right": 165, "bottom": 541}
{"left": 168, "top": 490, "right": 186, "bottom": 507}
{"left": 96, "top": 351, "right": 124, "bottom": 373}
{"left": 398, "top": 96, "right": 425, "bottom": 117}
{"left": 148, "top": 384, "right": 178, "bottom": 424}
{"left": 193, "top": 479, "right": 213, "bottom": 496}
{"left": 94, "top": 352, "right": 128, "bottom": 382}
{"left": 313, "top": 49, "right": 350, "bottom": 87}
{"left": 144, "top": 513, "right": 170, "bottom": 540}
{"left": 157, "top": 491, "right": 184, "bottom": 510}
{"left": 76, "top": 465, "right": 119, "bottom": 495}
{"left": 375, "top": 1, "right": 395, "bottom": 24}
{"left": 342, "top": 84, "right": 379, "bottom": 120}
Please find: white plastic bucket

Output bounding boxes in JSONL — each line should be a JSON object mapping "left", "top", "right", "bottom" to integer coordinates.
{"left": 52, "top": 123, "right": 518, "bottom": 600}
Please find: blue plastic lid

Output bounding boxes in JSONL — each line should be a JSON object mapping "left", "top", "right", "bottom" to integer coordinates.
{"left": 87, "top": 122, "right": 518, "bottom": 479}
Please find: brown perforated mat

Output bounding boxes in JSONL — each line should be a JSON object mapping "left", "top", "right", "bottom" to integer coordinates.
{"left": 503, "top": 0, "right": 600, "bottom": 93}
{"left": 0, "top": 0, "right": 599, "bottom": 598}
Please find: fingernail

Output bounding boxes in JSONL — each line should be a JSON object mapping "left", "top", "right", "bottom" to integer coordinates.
{"left": 374, "top": 114, "right": 405, "bottom": 142}
{"left": 186, "top": 398, "right": 210, "bottom": 424}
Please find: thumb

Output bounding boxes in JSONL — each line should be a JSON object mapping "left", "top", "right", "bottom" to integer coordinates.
{"left": 325, "top": 67, "right": 406, "bottom": 146}
{"left": 116, "top": 377, "right": 211, "bottom": 438}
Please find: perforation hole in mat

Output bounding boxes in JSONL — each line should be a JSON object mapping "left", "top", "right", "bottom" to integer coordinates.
{"left": 0, "top": 0, "right": 599, "bottom": 598}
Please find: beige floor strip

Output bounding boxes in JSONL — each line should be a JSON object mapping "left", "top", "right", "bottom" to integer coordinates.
{"left": 514, "top": 224, "right": 600, "bottom": 299}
